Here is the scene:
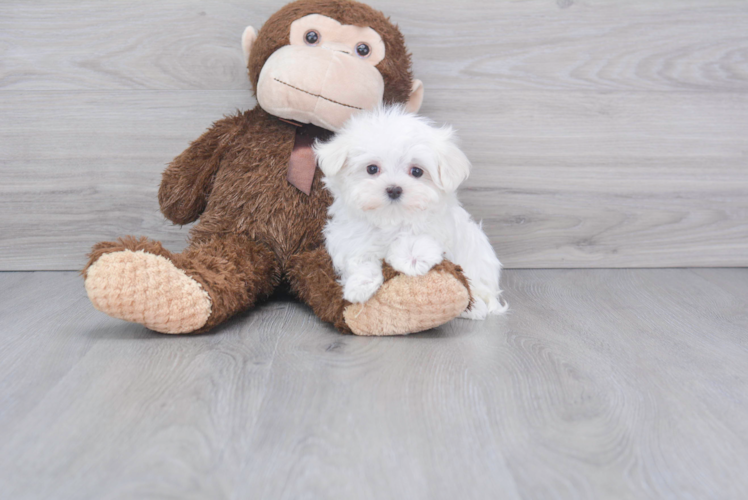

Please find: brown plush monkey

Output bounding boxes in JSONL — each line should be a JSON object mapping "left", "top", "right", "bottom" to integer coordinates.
{"left": 83, "top": 0, "right": 471, "bottom": 335}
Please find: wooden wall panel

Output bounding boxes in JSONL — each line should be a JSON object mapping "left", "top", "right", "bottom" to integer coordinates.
{"left": 1, "top": 0, "right": 746, "bottom": 269}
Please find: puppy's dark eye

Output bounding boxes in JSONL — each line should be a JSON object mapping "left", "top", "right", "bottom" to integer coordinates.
{"left": 366, "top": 164, "right": 379, "bottom": 175}
{"left": 305, "top": 30, "right": 320, "bottom": 45}
{"left": 356, "top": 43, "right": 371, "bottom": 57}
{"left": 410, "top": 166, "right": 424, "bottom": 178}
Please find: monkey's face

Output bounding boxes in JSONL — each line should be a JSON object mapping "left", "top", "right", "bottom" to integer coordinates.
{"left": 243, "top": 5, "right": 423, "bottom": 132}
{"left": 257, "top": 15, "right": 385, "bottom": 131}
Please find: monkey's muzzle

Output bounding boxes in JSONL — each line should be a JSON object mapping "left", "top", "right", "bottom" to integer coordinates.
{"left": 257, "top": 45, "right": 385, "bottom": 131}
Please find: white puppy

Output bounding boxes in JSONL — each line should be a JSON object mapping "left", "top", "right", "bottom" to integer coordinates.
{"left": 314, "top": 106, "right": 507, "bottom": 320}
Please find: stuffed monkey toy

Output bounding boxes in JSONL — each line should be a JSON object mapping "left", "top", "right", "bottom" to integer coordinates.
{"left": 83, "top": 0, "right": 472, "bottom": 335}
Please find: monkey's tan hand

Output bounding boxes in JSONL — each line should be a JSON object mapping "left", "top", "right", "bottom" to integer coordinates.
{"left": 342, "top": 260, "right": 471, "bottom": 336}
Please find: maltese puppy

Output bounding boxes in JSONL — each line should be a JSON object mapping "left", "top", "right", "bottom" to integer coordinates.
{"left": 314, "top": 106, "right": 507, "bottom": 320}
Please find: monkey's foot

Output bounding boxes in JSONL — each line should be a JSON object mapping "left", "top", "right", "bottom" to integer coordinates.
{"left": 343, "top": 261, "right": 471, "bottom": 336}
{"left": 85, "top": 250, "right": 211, "bottom": 334}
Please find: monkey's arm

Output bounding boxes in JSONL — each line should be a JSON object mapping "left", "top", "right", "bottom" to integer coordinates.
{"left": 158, "top": 114, "right": 245, "bottom": 225}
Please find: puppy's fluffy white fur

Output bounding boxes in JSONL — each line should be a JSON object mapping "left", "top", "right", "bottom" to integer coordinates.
{"left": 314, "top": 106, "right": 507, "bottom": 320}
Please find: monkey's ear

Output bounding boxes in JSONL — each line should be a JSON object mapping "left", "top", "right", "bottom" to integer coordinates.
{"left": 242, "top": 26, "right": 258, "bottom": 64}
{"left": 314, "top": 137, "right": 349, "bottom": 178}
{"left": 405, "top": 79, "right": 424, "bottom": 113}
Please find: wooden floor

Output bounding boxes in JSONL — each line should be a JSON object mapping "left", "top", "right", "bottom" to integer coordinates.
{"left": 1, "top": 269, "right": 746, "bottom": 499}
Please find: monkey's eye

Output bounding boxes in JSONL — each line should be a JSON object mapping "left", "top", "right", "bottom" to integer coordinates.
{"left": 356, "top": 43, "right": 371, "bottom": 58}
{"left": 410, "top": 166, "right": 424, "bottom": 178}
{"left": 304, "top": 30, "right": 320, "bottom": 45}
{"left": 366, "top": 164, "right": 379, "bottom": 175}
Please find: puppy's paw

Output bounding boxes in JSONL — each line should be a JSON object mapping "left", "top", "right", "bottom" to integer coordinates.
{"left": 460, "top": 297, "right": 488, "bottom": 320}
{"left": 460, "top": 290, "right": 508, "bottom": 320}
{"left": 343, "top": 270, "right": 384, "bottom": 304}
{"left": 386, "top": 235, "right": 444, "bottom": 276}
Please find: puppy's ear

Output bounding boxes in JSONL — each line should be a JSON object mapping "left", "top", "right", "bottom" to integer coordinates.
{"left": 314, "top": 135, "right": 349, "bottom": 177}
{"left": 433, "top": 127, "right": 471, "bottom": 192}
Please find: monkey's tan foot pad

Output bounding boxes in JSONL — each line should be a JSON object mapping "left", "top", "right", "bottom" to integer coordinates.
{"left": 343, "top": 269, "right": 470, "bottom": 336}
{"left": 84, "top": 250, "right": 211, "bottom": 334}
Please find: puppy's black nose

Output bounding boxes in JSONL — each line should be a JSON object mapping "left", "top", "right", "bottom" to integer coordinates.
{"left": 386, "top": 186, "right": 403, "bottom": 200}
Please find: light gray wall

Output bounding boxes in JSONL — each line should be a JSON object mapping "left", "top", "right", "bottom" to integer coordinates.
{"left": 1, "top": 0, "right": 746, "bottom": 270}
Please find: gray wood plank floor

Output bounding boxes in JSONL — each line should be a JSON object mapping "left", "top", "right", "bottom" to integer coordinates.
{"left": 1, "top": 269, "right": 746, "bottom": 499}
{"left": 2, "top": 0, "right": 747, "bottom": 270}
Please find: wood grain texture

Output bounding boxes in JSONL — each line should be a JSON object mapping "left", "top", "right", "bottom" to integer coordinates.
{"left": 1, "top": 89, "right": 745, "bottom": 269}
{"left": 1, "top": 269, "right": 747, "bottom": 499}
{"left": 2, "top": 0, "right": 747, "bottom": 92}
{"left": 1, "top": 0, "right": 747, "bottom": 270}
